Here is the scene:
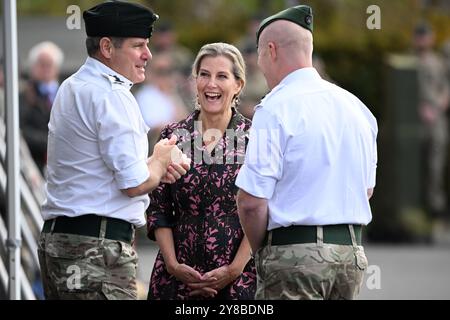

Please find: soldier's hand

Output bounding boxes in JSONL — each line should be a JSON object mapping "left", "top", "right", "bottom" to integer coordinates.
{"left": 152, "top": 135, "right": 179, "bottom": 169}
{"left": 161, "top": 162, "right": 191, "bottom": 184}
{"left": 160, "top": 137, "right": 191, "bottom": 184}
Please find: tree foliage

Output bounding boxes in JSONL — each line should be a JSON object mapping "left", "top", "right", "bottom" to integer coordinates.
{"left": 15, "top": 0, "right": 450, "bottom": 116}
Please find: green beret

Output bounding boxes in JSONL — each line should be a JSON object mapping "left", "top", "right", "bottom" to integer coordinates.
{"left": 256, "top": 5, "right": 313, "bottom": 45}
{"left": 83, "top": 1, "right": 159, "bottom": 38}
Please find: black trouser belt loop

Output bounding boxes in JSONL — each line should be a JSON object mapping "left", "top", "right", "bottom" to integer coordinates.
{"left": 266, "top": 224, "right": 362, "bottom": 246}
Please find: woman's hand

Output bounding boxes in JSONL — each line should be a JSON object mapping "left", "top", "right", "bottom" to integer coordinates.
{"left": 188, "top": 265, "right": 239, "bottom": 298}
{"left": 168, "top": 263, "right": 218, "bottom": 298}
{"left": 167, "top": 262, "right": 205, "bottom": 284}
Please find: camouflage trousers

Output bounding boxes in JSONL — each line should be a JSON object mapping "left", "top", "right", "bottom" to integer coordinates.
{"left": 38, "top": 231, "right": 138, "bottom": 300}
{"left": 424, "top": 116, "right": 448, "bottom": 213}
{"left": 254, "top": 229, "right": 368, "bottom": 300}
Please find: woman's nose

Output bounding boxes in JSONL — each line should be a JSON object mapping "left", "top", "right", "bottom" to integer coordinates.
{"left": 207, "top": 77, "right": 218, "bottom": 87}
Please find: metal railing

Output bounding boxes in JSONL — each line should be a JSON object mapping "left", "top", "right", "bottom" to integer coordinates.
{"left": 0, "top": 119, "right": 46, "bottom": 300}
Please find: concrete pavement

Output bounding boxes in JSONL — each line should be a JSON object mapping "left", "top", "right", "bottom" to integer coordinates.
{"left": 136, "top": 243, "right": 450, "bottom": 300}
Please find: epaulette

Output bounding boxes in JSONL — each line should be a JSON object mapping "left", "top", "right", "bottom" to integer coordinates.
{"left": 111, "top": 74, "right": 124, "bottom": 84}
{"left": 102, "top": 73, "right": 131, "bottom": 89}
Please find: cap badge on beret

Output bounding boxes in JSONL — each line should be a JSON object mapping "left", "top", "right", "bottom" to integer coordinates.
{"left": 256, "top": 5, "right": 314, "bottom": 45}
{"left": 305, "top": 14, "right": 312, "bottom": 26}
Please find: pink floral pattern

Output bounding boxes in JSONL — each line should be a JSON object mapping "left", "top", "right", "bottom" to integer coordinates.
{"left": 146, "top": 109, "right": 256, "bottom": 300}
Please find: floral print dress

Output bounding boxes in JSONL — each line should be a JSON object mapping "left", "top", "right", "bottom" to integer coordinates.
{"left": 146, "top": 109, "right": 256, "bottom": 300}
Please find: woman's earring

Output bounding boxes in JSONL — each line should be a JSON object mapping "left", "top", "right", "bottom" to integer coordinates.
{"left": 233, "top": 96, "right": 241, "bottom": 109}
{"left": 195, "top": 95, "right": 201, "bottom": 110}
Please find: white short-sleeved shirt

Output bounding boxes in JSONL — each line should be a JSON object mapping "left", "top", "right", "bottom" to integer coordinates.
{"left": 235, "top": 68, "right": 378, "bottom": 230}
{"left": 42, "top": 57, "right": 151, "bottom": 227}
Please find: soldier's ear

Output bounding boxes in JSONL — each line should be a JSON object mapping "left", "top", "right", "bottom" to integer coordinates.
{"left": 268, "top": 41, "right": 277, "bottom": 61}
{"left": 99, "top": 37, "right": 113, "bottom": 59}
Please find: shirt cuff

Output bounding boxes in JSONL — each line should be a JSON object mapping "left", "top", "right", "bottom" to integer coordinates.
{"left": 115, "top": 160, "right": 149, "bottom": 189}
{"left": 235, "top": 165, "right": 276, "bottom": 199}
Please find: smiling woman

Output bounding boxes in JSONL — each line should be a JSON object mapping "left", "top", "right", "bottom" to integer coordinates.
{"left": 146, "top": 43, "right": 256, "bottom": 300}
{"left": 196, "top": 55, "right": 242, "bottom": 118}
{"left": 192, "top": 43, "right": 246, "bottom": 149}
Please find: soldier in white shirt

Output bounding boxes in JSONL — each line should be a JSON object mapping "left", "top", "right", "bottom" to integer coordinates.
{"left": 38, "top": 1, "right": 190, "bottom": 300}
{"left": 236, "top": 5, "right": 378, "bottom": 300}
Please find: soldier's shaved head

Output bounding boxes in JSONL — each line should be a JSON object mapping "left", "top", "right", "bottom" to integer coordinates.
{"left": 259, "top": 20, "right": 313, "bottom": 67}
{"left": 257, "top": 20, "right": 313, "bottom": 89}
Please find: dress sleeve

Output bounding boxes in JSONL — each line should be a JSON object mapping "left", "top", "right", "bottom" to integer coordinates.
{"left": 146, "top": 126, "right": 176, "bottom": 241}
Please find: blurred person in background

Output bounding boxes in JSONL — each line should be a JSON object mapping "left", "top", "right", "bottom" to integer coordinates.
{"left": 135, "top": 53, "right": 189, "bottom": 150}
{"left": 443, "top": 40, "right": 450, "bottom": 75}
{"left": 151, "top": 21, "right": 193, "bottom": 76}
{"left": 236, "top": 13, "right": 266, "bottom": 52}
{"left": 238, "top": 42, "right": 268, "bottom": 120}
{"left": 2, "top": 56, "right": 50, "bottom": 300}
{"left": 146, "top": 42, "right": 256, "bottom": 300}
{"left": 414, "top": 23, "right": 449, "bottom": 224}
{"left": 151, "top": 21, "right": 194, "bottom": 109}
{"left": 312, "top": 54, "right": 333, "bottom": 83}
{"left": 19, "top": 41, "right": 64, "bottom": 174}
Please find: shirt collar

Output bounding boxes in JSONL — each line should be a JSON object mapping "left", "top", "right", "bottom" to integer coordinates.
{"left": 85, "top": 57, "right": 134, "bottom": 90}
{"left": 279, "top": 67, "right": 321, "bottom": 87}
{"left": 256, "top": 67, "right": 321, "bottom": 109}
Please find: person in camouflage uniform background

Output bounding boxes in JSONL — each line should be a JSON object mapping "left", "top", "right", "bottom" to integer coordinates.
{"left": 414, "top": 23, "right": 449, "bottom": 218}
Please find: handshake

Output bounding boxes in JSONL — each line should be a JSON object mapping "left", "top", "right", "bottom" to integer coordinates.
{"left": 151, "top": 135, "right": 191, "bottom": 184}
